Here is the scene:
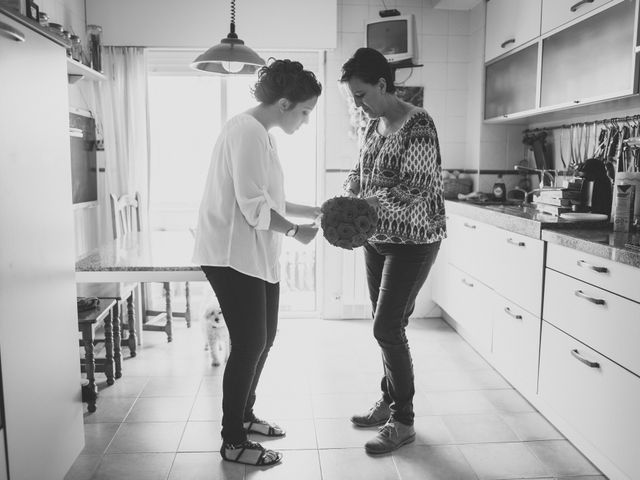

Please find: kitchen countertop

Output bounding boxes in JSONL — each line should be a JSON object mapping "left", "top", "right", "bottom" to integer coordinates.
{"left": 445, "top": 200, "right": 640, "bottom": 269}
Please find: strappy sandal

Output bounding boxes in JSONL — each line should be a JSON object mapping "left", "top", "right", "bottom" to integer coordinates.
{"left": 220, "top": 440, "right": 282, "bottom": 466}
{"left": 243, "top": 417, "right": 286, "bottom": 437}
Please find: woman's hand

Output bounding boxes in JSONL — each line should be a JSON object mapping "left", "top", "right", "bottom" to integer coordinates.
{"left": 364, "top": 195, "right": 379, "bottom": 210}
{"left": 345, "top": 181, "right": 360, "bottom": 197}
{"left": 294, "top": 224, "right": 319, "bottom": 245}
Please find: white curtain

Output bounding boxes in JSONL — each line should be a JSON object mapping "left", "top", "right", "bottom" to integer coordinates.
{"left": 93, "top": 47, "right": 149, "bottom": 242}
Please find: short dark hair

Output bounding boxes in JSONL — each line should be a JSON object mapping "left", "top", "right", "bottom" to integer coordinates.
{"left": 252, "top": 59, "right": 322, "bottom": 107}
{"left": 340, "top": 47, "right": 396, "bottom": 93}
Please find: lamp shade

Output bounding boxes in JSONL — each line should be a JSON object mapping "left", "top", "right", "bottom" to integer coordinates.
{"left": 191, "top": 37, "right": 265, "bottom": 75}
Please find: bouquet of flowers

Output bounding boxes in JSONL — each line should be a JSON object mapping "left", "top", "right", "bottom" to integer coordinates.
{"left": 320, "top": 196, "right": 378, "bottom": 250}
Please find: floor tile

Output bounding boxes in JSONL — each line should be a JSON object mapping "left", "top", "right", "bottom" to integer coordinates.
{"left": 95, "top": 376, "right": 149, "bottom": 398}
{"left": 318, "top": 448, "right": 400, "bottom": 480}
{"left": 312, "top": 392, "right": 383, "bottom": 419}
{"left": 140, "top": 376, "right": 201, "bottom": 397}
{"left": 189, "top": 395, "right": 223, "bottom": 421}
{"left": 458, "top": 442, "right": 550, "bottom": 479}
{"left": 248, "top": 418, "right": 318, "bottom": 450}
{"left": 92, "top": 453, "right": 174, "bottom": 480}
{"left": 168, "top": 452, "right": 244, "bottom": 480}
{"left": 423, "top": 390, "right": 497, "bottom": 415}
{"left": 245, "top": 449, "right": 321, "bottom": 480}
{"left": 179, "top": 421, "right": 221, "bottom": 452}
{"left": 83, "top": 397, "right": 137, "bottom": 424}
{"left": 314, "top": 418, "right": 377, "bottom": 449}
{"left": 441, "top": 413, "right": 520, "bottom": 444}
{"left": 80, "top": 423, "right": 121, "bottom": 455}
{"left": 527, "top": 440, "right": 601, "bottom": 477}
{"left": 64, "top": 455, "right": 101, "bottom": 480}
{"left": 498, "top": 412, "right": 564, "bottom": 441}
{"left": 412, "top": 416, "right": 456, "bottom": 446}
{"left": 482, "top": 389, "right": 536, "bottom": 413}
{"left": 253, "top": 393, "right": 315, "bottom": 420}
{"left": 124, "top": 396, "right": 194, "bottom": 422}
{"left": 106, "top": 422, "right": 185, "bottom": 453}
{"left": 393, "top": 444, "right": 478, "bottom": 480}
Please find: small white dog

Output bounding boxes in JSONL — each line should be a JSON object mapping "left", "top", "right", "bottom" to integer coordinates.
{"left": 201, "top": 302, "right": 230, "bottom": 367}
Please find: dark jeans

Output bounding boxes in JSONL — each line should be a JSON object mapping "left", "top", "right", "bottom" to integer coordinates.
{"left": 364, "top": 241, "right": 441, "bottom": 426}
{"left": 201, "top": 266, "right": 279, "bottom": 444}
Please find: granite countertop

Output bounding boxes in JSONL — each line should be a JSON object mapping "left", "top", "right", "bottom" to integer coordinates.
{"left": 445, "top": 200, "right": 640, "bottom": 269}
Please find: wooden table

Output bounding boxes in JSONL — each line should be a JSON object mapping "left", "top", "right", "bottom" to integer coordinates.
{"left": 76, "top": 231, "right": 207, "bottom": 343}
{"left": 75, "top": 231, "right": 206, "bottom": 283}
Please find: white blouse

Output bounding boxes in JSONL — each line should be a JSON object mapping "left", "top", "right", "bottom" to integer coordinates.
{"left": 192, "top": 113, "right": 285, "bottom": 283}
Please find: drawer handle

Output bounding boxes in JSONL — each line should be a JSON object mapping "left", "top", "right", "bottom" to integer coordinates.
{"left": 504, "top": 307, "right": 523, "bottom": 320}
{"left": 574, "top": 290, "right": 606, "bottom": 306}
{"left": 0, "top": 21, "right": 26, "bottom": 42}
{"left": 570, "top": 0, "right": 594, "bottom": 12}
{"left": 500, "top": 38, "right": 516, "bottom": 49}
{"left": 571, "top": 348, "right": 600, "bottom": 368}
{"left": 576, "top": 260, "right": 608, "bottom": 274}
{"left": 463, "top": 222, "right": 476, "bottom": 229}
{"left": 506, "top": 238, "right": 525, "bottom": 247}
{"left": 461, "top": 278, "right": 474, "bottom": 288}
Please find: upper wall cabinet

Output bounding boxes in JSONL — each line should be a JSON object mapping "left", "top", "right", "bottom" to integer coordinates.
{"left": 485, "top": 0, "right": 542, "bottom": 62}
{"left": 541, "top": 0, "right": 613, "bottom": 34}
{"left": 484, "top": 0, "right": 639, "bottom": 121}
{"left": 540, "top": 0, "right": 636, "bottom": 108}
{"left": 86, "top": 0, "right": 337, "bottom": 50}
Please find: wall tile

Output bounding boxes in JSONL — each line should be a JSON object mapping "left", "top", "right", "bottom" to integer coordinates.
{"left": 447, "top": 35, "right": 469, "bottom": 62}
{"left": 423, "top": 8, "right": 449, "bottom": 35}
{"left": 421, "top": 34, "right": 448, "bottom": 63}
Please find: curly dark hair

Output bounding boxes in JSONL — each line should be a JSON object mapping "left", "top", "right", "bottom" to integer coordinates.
{"left": 252, "top": 59, "right": 322, "bottom": 108}
{"left": 340, "top": 47, "right": 396, "bottom": 93}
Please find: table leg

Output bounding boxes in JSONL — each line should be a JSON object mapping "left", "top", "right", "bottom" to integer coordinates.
{"left": 112, "top": 302, "right": 122, "bottom": 379}
{"left": 185, "top": 281, "right": 191, "bottom": 328}
{"left": 81, "top": 326, "right": 97, "bottom": 412}
{"left": 103, "top": 310, "right": 115, "bottom": 385}
{"left": 126, "top": 292, "right": 137, "bottom": 356}
{"left": 163, "top": 282, "right": 173, "bottom": 342}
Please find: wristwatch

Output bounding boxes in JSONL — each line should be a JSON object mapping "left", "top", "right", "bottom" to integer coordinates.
{"left": 285, "top": 224, "right": 298, "bottom": 237}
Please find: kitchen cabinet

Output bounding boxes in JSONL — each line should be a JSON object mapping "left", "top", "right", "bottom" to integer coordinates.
{"left": 0, "top": 11, "right": 84, "bottom": 480}
{"left": 540, "top": 0, "right": 637, "bottom": 108}
{"left": 484, "top": 43, "right": 539, "bottom": 120}
{"left": 434, "top": 212, "right": 545, "bottom": 384}
{"left": 485, "top": 0, "right": 542, "bottom": 62}
{"left": 540, "top": 242, "right": 640, "bottom": 480}
{"left": 541, "top": 0, "right": 614, "bottom": 34}
{"left": 484, "top": 0, "right": 640, "bottom": 122}
{"left": 539, "top": 322, "right": 640, "bottom": 480}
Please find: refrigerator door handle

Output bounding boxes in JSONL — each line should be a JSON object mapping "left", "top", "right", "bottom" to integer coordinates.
{"left": 0, "top": 21, "right": 25, "bottom": 42}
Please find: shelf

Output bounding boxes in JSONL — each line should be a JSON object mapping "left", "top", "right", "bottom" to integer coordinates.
{"left": 66, "top": 58, "right": 105, "bottom": 83}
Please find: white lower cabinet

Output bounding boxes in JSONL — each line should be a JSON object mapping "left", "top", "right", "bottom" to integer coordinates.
{"left": 539, "top": 322, "right": 640, "bottom": 480}
{"left": 490, "top": 296, "right": 541, "bottom": 397}
{"left": 437, "top": 262, "right": 494, "bottom": 355}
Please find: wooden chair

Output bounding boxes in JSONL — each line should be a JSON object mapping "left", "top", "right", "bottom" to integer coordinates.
{"left": 77, "top": 298, "right": 117, "bottom": 412}
{"left": 110, "top": 192, "right": 191, "bottom": 342}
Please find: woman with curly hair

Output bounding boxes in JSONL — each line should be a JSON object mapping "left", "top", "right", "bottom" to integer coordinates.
{"left": 340, "top": 47, "right": 447, "bottom": 455}
{"left": 193, "top": 59, "right": 322, "bottom": 467}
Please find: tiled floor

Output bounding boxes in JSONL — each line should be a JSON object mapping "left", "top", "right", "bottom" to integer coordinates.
{"left": 65, "top": 316, "right": 607, "bottom": 480}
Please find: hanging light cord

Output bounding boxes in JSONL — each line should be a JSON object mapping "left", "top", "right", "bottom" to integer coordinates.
{"left": 228, "top": 0, "right": 237, "bottom": 38}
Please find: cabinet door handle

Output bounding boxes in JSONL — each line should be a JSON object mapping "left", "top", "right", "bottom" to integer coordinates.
{"left": 506, "top": 238, "right": 525, "bottom": 247}
{"left": 576, "top": 260, "right": 608, "bottom": 274}
{"left": 503, "top": 307, "right": 523, "bottom": 320}
{"left": 463, "top": 222, "right": 476, "bottom": 229}
{"left": 0, "top": 21, "right": 25, "bottom": 42}
{"left": 574, "top": 289, "right": 606, "bottom": 306}
{"left": 500, "top": 38, "right": 516, "bottom": 49}
{"left": 570, "top": 0, "right": 594, "bottom": 12}
{"left": 571, "top": 348, "right": 600, "bottom": 368}
{"left": 461, "top": 278, "right": 474, "bottom": 288}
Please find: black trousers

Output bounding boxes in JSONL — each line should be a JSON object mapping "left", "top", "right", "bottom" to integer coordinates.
{"left": 201, "top": 266, "right": 279, "bottom": 444}
{"left": 363, "top": 241, "right": 441, "bottom": 426}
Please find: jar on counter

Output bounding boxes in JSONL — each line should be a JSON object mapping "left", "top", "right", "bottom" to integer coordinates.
{"left": 86, "top": 24, "right": 103, "bottom": 73}
{"left": 38, "top": 11, "right": 49, "bottom": 28}
{"left": 47, "top": 22, "right": 63, "bottom": 38}
{"left": 61, "top": 30, "right": 72, "bottom": 57}
{"left": 70, "top": 35, "right": 82, "bottom": 62}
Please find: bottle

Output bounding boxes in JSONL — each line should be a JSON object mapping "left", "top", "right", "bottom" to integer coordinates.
{"left": 86, "top": 24, "right": 103, "bottom": 72}
{"left": 493, "top": 174, "right": 506, "bottom": 202}
{"left": 70, "top": 35, "right": 82, "bottom": 62}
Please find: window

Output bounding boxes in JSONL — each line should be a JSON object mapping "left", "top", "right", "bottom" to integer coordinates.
{"left": 146, "top": 50, "right": 322, "bottom": 314}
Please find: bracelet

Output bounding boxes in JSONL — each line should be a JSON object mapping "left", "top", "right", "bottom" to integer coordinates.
{"left": 293, "top": 224, "right": 299, "bottom": 237}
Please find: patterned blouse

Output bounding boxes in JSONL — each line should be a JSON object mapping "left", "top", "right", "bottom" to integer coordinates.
{"left": 345, "top": 110, "right": 447, "bottom": 245}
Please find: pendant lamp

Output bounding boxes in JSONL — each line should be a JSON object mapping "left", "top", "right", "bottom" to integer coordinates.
{"left": 191, "top": 0, "right": 265, "bottom": 75}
